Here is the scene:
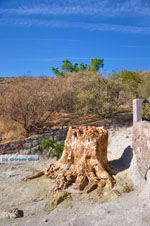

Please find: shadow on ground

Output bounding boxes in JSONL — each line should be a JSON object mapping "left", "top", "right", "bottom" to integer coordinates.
{"left": 109, "top": 145, "right": 133, "bottom": 175}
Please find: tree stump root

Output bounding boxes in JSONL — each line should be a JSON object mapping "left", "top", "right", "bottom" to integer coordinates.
{"left": 24, "top": 126, "right": 115, "bottom": 194}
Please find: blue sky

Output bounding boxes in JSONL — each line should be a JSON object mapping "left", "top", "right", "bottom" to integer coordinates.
{"left": 0, "top": 0, "right": 150, "bottom": 77}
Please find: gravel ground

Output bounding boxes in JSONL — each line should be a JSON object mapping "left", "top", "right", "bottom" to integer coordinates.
{"left": 0, "top": 126, "right": 149, "bottom": 226}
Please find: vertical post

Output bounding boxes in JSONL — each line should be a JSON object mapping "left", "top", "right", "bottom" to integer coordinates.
{"left": 133, "top": 98, "right": 144, "bottom": 123}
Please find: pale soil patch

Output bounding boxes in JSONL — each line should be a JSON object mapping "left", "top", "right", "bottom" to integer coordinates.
{"left": 0, "top": 126, "right": 149, "bottom": 226}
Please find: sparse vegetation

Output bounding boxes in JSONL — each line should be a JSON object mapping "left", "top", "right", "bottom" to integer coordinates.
{"left": 52, "top": 58, "right": 104, "bottom": 77}
{"left": 73, "top": 76, "right": 122, "bottom": 116}
{"left": 0, "top": 66, "right": 150, "bottom": 143}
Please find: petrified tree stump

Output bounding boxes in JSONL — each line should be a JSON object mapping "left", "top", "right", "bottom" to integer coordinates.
{"left": 46, "top": 126, "right": 115, "bottom": 193}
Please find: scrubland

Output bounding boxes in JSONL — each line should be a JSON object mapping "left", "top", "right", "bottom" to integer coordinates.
{"left": 0, "top": 70, "right": 150, "bottom": 143}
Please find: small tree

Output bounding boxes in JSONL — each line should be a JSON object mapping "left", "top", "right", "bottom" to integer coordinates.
{"left": 79, "top": 63, "right": 88, "bottom": 70}
{"left": 61, "top": 60, "right": 77, "bottom": 72}
{"left": 52, "top": 67, "right": 65, "bottom": 77}
{"left": 88, "top": 58, "right": 104, "bottom": 71}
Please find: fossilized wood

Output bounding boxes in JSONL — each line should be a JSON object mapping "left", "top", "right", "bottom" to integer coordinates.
{"left": 46, "top": 126, "right": 115, "bottom": 193}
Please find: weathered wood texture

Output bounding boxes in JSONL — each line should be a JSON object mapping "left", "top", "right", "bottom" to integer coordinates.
{"left": 46, "top": 126, "right": 115, "bottom": 193}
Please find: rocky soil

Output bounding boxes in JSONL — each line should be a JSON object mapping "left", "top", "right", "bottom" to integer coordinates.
{"left": 0, "top": 126, "right": 150, "bottom": 226}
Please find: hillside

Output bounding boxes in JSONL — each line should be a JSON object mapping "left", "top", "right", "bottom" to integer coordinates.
{"left": 0, "top": 70, "right": 150, "bottom": 143}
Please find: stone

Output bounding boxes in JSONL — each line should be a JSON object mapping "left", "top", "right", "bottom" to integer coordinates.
{"left": 133, "top": 121, "right": 150, "bottom": 178}
{"left": 0, "top": 208, "right": 23, "bottom": 220}
{"left": 0, "top": 128, "right": 68, "bottom": 155}
{"left": 20, "top": 149, "right": 31, "bottom": 155}
{"left": 133, "top": 98, "right": 144, "bottom": 123}
{"left": 41, "top": 219, "right": 48, "bottom": 222}
{"left": 8, "top": 208, "right": 23, "bottom": 219}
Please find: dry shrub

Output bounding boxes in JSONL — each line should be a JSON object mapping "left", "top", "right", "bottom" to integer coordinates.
{"left": 0, "top": 72, "right": 127, "bottom": 139}
{"left": 65, "top": 70, "right": 102, "bottom": 78}
{"left": 0, "top": 118, "right": 26, "bottom": 142}
{"left": 138, "top": 71, "right": 150, "bottom": 98}
{"left": 142, "top": 103, "right": 150, "bottom": 121}
{"left": 0, "top": 76, "right": 74, "bottom": 135}
{"left": 137, "top": 71, "right": 150, "bottom": 120}
{"left": 2, "top": 79, "right": 51, "bottom": 133}
{"left": 72, "top": 75, "right": 122, "bottom": 117}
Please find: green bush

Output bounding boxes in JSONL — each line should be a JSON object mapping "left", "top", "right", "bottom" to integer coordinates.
{"left": 40, "top": 138, "right": 64, "bottom": 159}
{"left": 110, "top": 69, "right": 142, "bottom": 83}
